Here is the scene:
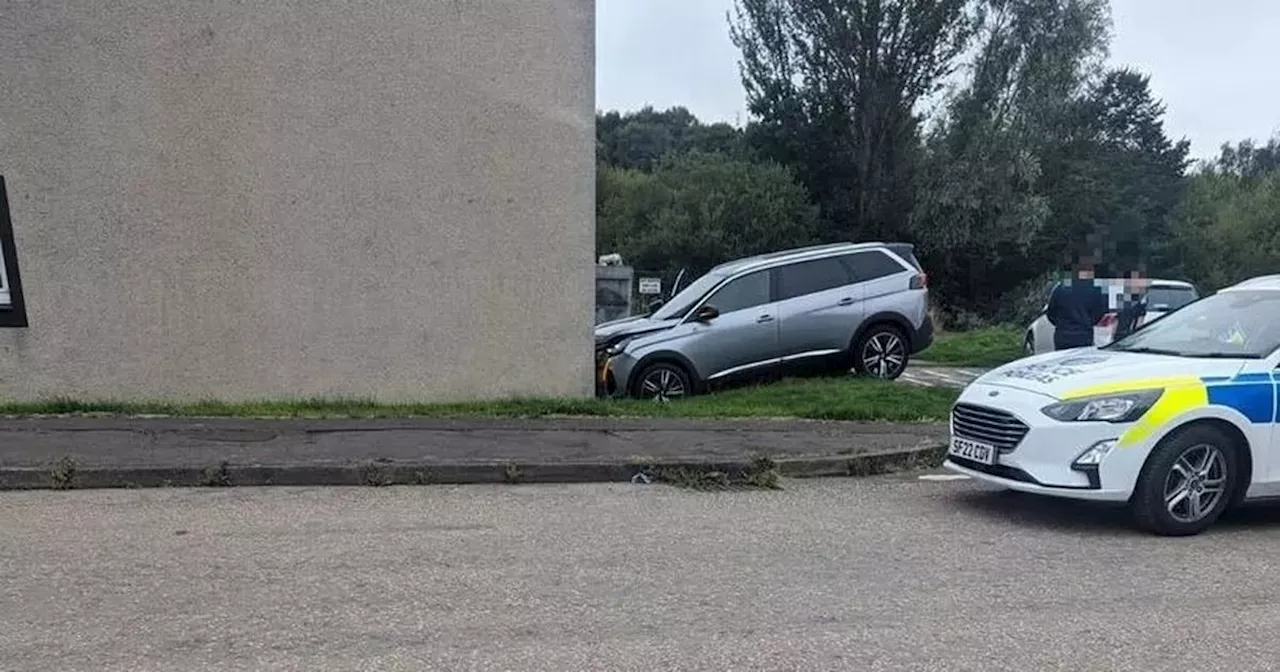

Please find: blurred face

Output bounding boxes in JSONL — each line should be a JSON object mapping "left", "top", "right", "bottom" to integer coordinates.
{"left": 1073, "top": 254, "right": 1097, "bottom": 279}
{"left": 1125, "top": 274, "right": 1149, "bottom": 295}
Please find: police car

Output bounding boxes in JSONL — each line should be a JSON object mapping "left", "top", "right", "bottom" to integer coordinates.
{"left": 944, "top": 275, "right": 1280, "bottom": 536}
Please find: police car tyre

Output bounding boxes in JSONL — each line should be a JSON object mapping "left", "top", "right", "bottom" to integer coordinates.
{"left": 1130, "top": 424, "right": 1240, "bottom": 537}
{"left": 853, "top": 324, "right": 908, "bottom": 380}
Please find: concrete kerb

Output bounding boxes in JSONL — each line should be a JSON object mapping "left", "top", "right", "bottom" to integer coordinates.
{"left": 0, "top": 445, "right": 948, "bottom": 491}
{"left": 0, "top": 416, "right": 950, "bottom": 491}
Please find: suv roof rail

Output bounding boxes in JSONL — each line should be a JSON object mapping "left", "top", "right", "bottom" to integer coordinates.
{"left": 709, "top": 240, "right": 921, "bottom": 275}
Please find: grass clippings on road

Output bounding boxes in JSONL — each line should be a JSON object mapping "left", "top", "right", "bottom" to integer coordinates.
{"left": 919, "top": 325, "right": 1024, "bottom": 367}
{"left": 0, "top": 376, "right": 959, "bottom": 423}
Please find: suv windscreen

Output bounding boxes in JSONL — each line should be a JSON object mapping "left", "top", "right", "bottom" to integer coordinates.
{"left": 776, "top": 257, "right": 852, "bottom": 301}
{"left": 650, "top": 272, "right": 726, "bottom": 320}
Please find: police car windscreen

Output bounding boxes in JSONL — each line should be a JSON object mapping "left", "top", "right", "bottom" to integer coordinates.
{"left": 1107, "top": 290, "right": 1280, "bottom": 359}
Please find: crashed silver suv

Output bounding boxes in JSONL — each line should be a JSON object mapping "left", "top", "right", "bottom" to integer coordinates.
{"left": 595, "top": 242, "right": 933, "bottom": 400}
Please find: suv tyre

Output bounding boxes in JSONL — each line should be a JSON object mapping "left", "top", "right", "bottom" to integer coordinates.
{"left": 631, "top": 362, "right": 693, "bottom": 402}
{"left": 853, "top": 324, "right": 908, "bottom": 380}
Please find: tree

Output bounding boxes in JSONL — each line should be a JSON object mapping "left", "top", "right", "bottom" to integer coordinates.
{"left": 1169, "top": 142, "right": 1280, "bottom": 290}
{"left": 730, "top": 0, "right": 973, "bottom": 242}
{"left": 1059, "top": 68, "right": 1190, "bottom": 275}
{"left": 596, "top": 107, "right": 746, "bottom": 171}
{"left": 1206, "top": 137, "right": 1280, "bottom": 181}
{"left": 910, "top": 0, "right": 1110, "bottom": 316}
{"left": 597, "top": 151, "right": 820, "bottom": 279}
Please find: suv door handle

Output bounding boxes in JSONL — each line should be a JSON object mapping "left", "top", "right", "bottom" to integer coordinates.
{"left": 837, "top": 297, "right": 855, "bottom": 306}
{"left": 757, "top": 314, "right": 774, "bottom": 323}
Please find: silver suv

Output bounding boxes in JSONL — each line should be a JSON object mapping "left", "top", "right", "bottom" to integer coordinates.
{"left": 595, "top": 242, "right": 933, "bottom": 400}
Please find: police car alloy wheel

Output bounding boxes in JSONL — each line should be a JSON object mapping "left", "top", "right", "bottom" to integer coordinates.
{"left": 1130, "top": 424, "right": 1239, "bottom": 537}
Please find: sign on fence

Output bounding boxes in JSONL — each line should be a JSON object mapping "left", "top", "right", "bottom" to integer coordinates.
{"left": 638, "top": 277, "right": 662, "bottom": 295}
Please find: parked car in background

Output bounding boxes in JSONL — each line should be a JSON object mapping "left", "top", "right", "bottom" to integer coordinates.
{"left": 1023, "top": 278, "right": 1199, "bottom": 355}
{"left": 594, "top": 242, "right": 933, "bottom": 400}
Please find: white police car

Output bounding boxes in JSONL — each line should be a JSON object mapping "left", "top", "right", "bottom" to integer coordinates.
{"left": 944, "top": 275, "right": 1280, "bottom": 536}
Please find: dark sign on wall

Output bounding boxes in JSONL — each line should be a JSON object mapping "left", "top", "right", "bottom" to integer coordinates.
{"left": 0, "top": 176, "right": 28, "bottom": 328}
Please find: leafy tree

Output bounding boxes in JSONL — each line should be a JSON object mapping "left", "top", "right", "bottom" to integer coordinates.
{"left": 1169, "top": 143, "right": 1280, "bottom": 290}
{"left": 911, "top": 0, "right": 1110, "bottom": 315}
{"left": 598, "top": 151, "right": 820, "bottom": 280}
{"left": 730, "top": 0, "right": 973, "bottom": 242}
{"left": 1056, "top": 68, "right": 1190, "bottom": 275}
{"left": 1205, "top": 137, "right": 1280, "bottom": 181}
{"left": 597, "top": 107, "right": 746, "bottom": 171}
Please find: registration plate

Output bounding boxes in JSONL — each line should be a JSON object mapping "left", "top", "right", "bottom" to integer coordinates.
{"left": 949, "top": 436, "right": 997, "bottom": 465}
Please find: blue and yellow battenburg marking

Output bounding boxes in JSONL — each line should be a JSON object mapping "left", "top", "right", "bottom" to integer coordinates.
{"left": 1062, "top": 373, "right": 1279, "bottom": 447}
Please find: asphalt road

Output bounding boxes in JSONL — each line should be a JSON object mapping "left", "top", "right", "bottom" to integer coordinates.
{"left": 898, "top": 365, "right": 987, "bottom": 388}
{"left": 6, "top": 476, "right": 1280, "bottom": 671}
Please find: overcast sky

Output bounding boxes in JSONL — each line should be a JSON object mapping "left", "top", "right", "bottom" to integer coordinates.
{"left": 596, "top": 0, "right": 1280, "bottom": 159}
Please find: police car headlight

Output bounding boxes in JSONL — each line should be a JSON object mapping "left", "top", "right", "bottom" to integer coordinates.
{"left": 1041, "top": 389, "right": 1163, "bottom": 423}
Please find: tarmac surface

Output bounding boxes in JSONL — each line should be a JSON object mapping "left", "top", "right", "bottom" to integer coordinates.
{"left": 6, "top": 473, "right": 1280, "bottom": 671}
{"left": 898, "top": 365, "right": 988, "bottom": 388}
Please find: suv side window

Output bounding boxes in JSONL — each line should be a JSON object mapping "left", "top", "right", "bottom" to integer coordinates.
{"left": 704, "top": 270, "right": 771, "bottom": 314}
{"left": 775, "top": 257, "right": 852, "bottom": 301}
{"left": 843, "top": 250, "right": 907, "bottom": 282}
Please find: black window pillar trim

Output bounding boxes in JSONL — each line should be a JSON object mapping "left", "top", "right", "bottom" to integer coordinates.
{"left": 0, "top": 176, "right": 29, "bottom": 328}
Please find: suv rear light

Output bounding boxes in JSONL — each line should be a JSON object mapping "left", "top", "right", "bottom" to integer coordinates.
{"left": 910, "top": 273, "right": 928, "bottom": 290}
{"left": 1097, "top": 312, "right": 1117, "bottom": 328}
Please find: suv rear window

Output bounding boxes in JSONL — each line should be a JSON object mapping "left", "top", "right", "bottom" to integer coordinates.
{"left": 843, "top": 250, "right": 907, "bottom": 282}
{"left": 775, "top": 257, "right": 852, "bottom": 301}
{"left": 884, "top": 244, "right": 922, "bottom": 271}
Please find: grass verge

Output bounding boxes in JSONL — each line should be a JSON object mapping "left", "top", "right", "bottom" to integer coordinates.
{"left": 919, "top": 325, "right": 1024, "bottom": 367}
{"left": 0, "top": 376, "right": 958, "bottom": 423}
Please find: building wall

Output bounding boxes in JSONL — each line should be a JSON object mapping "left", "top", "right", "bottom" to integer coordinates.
{"left": 0, "top": 0, "right": 596, "bottom": 402}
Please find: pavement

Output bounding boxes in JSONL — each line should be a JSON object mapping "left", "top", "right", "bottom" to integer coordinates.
{"left": 6, "top": 475, "right": 1280, "bottom": 671}
{"left": 0, "top": 416, "right": 948, "bottom": 490}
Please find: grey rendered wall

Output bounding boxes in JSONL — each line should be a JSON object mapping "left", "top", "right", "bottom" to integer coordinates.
{"left": 0, "top": 0, "right": 596, "bottom": 402}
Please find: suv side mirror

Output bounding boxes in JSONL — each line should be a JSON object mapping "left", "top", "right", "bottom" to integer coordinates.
{"left": 693, "top": 305, "right": 719, "bottom": 322}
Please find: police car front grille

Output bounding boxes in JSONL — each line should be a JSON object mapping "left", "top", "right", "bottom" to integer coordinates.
{"left": 951, "top": 403, "right": 1029, "bottom": 452}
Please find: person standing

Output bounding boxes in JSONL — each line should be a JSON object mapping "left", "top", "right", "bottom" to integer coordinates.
{"left": 1112, "top": 272, "right": 1149, "bottom": 341}
{"left": 1047, "top": 259, "right": 1107, "bottom": 350}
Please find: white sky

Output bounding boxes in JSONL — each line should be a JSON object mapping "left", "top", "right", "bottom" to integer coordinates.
{"left": 596, "top": 0, "right": 1280, "bottom": 159}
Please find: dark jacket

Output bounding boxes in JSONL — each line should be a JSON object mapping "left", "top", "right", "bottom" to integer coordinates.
{"left": 1047, "top": 279, "right": 1107, "bottom": 349}
{"left": 1112, "top": 297, "right": 1147, "bottom": 341}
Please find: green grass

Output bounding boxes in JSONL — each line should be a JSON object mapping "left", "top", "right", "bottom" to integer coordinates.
{"left": 919, "top": 325, "right": 1024, "bottom": 367}
{"left": 0, "top": 376, "right": 958, "bottom": 423}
